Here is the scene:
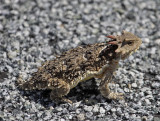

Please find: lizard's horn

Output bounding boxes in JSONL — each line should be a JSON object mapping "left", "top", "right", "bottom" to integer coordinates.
{"left": 107, "top": 41, "right": 118, "bottom": 45}
{"left": 106, "top": 35, "right": 116, "bottom": 39}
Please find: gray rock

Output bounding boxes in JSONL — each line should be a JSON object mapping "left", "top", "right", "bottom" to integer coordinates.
{"left": 85, "top": 112, "right": 93, "bottom": 118}
{"left": 131, "top": 83, "right": 138, "bottom": 88}
{"left": 137, "top": 79, "right": 144, "bottom": 87}
{"left": 144, "top": 99, "right": 151, "bottom": 105}
{"left": 0, "top": 24, "right": 3, "bottom": 31}
{"left": 155, "top": 75, "right": 160, "bottom": 81}
{"left": 151, "top": 82, "right": 160, "bottom": 88}
{"left": 5, "top": 65, "right": 13, "bottom": 73}
{"left": 60, "top": 118, "right": 65, "bottom": 121}
{"left": 143, "top": 38, "right": 150, "bottom": 43}
{"left": 99, "top": 107, "right": 105, "bottom": 114}
{"left": 155, "top": 39, "right": 160, "bottom": 45}
{"left": 84, "top": 106, "right": 93, "bottom": 112}
{"left": 111, "top": 108, "right": 116, "bottom": 113}
{"left": 73, "top": 101, "right": 81, "bottom": 108}
{"left": 31, "top": 25, "right": 40, "bottom": 35}
{"left": 77, "top": 113, "right": 85, "bottom": 121}
{"left": 8, "top": 51, "right": 17, "bottom": 59}
{"left": 42, "top": 47, "right": 52, "bottom": 55}
{"left": 92, "top": 105, "right": 99, "bottom": 113}
{"left": 23, "top": 30, "right": 30, "bottom": 37}
{"left": 55, "top": 107, "right": 63, "bottom": 112}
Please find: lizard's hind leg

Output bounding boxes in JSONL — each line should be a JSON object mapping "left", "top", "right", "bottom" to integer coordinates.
{"left": 49, "top": 79, "right": 72, "bottom": 103}
{"left": 17, "top": 75, "right": 34, "bottom": 90}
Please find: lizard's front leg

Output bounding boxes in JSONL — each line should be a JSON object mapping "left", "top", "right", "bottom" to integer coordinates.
{"left": 99, "top": 60, "right": 124, "bottom": 100}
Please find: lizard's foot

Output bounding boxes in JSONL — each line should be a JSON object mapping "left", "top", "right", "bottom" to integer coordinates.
{"left": 107, "top": 92, "right": 124, "bottom": 100}
{"left": 61, "top": 97, "right": 73, "bottom": 104}
{"left": 49, "top": 79, "right": 71, "bottom": 103}
{"left": 100, "top": 82, "right": 124, "bottom": 100}
{"left": 50, "top": 96, "right": 72, "bottom": 104}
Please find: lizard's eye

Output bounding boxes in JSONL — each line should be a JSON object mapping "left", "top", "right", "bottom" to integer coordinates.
{"left": 126, "top": 41, "right": 133, "bottom": 45}
{"left": 122, "top": 41, "right": 133, "bottom": 47}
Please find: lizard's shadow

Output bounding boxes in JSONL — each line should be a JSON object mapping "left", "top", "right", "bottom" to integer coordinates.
{"left": 19, "top": 79, "right": 112, "bottom": 108}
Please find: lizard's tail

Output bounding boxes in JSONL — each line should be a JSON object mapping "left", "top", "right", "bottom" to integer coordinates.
{"left": 16, "top": 74, "right": 36, "bottom": 90}
{"left": 16, "top": 74, "right": 29, "bottom": 90}
{"left": 17, "top": 74, "right": 48, "bottom": 90}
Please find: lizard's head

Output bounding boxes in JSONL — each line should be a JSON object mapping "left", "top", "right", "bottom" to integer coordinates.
{"left": 106, "top": 30, "right": 142, "bottom": 60}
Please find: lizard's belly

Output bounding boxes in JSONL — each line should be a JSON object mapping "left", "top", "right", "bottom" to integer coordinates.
{"left": 69, "top": 70, "right": 98, "bottom": 89}
{"left": 69, "top": 64, "right": 109, "bottom": 89}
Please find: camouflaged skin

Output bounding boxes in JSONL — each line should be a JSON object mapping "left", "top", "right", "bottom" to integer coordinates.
{"left": 17, "top": 31, "right": 142, "bottom": 103}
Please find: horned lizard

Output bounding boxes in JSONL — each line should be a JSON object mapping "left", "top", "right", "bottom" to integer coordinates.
{"left": 17, "top": 31, "right": 142, "bottom": 103}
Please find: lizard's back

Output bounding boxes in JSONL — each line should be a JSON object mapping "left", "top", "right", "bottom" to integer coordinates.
{"left": 19, "top": 42, "right": 117, "bottom": 90}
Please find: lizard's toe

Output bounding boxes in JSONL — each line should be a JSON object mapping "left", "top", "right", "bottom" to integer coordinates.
{"left": 108, "top": 92, "right": 124, "bottom": 100}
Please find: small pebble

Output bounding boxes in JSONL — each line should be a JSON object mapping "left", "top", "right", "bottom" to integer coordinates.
{"left": 131, "top": 83, "right": 137, "bottom": 88}
{"left": 99, "top": 107, "right": 105, "bottom": 114}
{"left": 77, "top": 113, "right": 85, "bottom": 121}
{"left": 92, "top": 105, "right": 99, "bottom": 113}
{"left": 84, "top": 106, "right": 93, "bottom": 112}
{"left": 111, "top": 108, "right": 116, "bottom": 113}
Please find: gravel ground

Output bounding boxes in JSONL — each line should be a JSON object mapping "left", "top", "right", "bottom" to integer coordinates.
{"left": 0, "top": 0, "right": 160, "bottom": 120}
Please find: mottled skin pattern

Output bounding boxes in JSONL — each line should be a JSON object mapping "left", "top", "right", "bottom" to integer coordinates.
{"left": 18, "top": 31, "right": 142, "bottom": 103}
